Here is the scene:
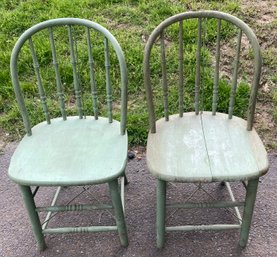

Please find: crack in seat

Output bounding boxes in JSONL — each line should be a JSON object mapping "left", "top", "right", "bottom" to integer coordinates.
{"left": 143, "top": 11, "right": 269, "bottom": 248}
{"left": 147, "top": 112, "right": 268, "bottom": 183}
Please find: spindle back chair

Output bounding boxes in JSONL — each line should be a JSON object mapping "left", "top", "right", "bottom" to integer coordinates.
{"left": 8, "top": 18, "right": 128, "bottom": 251}
{"left": 144, "top": 11, "right": 268, "bottom": 248}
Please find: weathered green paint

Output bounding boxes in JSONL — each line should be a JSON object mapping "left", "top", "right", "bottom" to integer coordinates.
{"left": 167, "top": 201, "right": 244, "bottom": 209}
{"left": 86, "top": 28, "right": 98, "bottom": 120}
{"left": 10, "top": 18, "right": 128, "bottom": 135}
{"left": 19, "top": 185, "right": 46, "bottom": 251}
{"left": 178, "top": 20, "right": 184, "bottom": 117}
{"left": 144, "top": 10, "right": 262, "bottom": 132}
{"left": 160, "top": 31, "right": 169, "bottom": 121}
{"left": 9, "top": 117, "right": 128, "bottom": 186}
{"left": 147, "top": 112, "right": 268, "bottom": 182}
{"left": 68, "top": 25, "right": 83, "bottom": 119}
{"left": 228, "top": 29, "right": 242, "bottom": 119}
{"left": 42, "top": 186, "right": 61, "bottom": 230}
{"left": 166, "top": 224, "right": 241, "bottom": 232}
{"left": 226, "top": 182, "right": 242, "bottom": 223}
{"left": 239, "top": 178, "right": 259, "bottom": 247}
{"left": 144, "top": 11, "right": 267, "bottom": 248}
{"left": 200, "top": 18, "right": 207, "bottom": 113}
{"left": 43, "top": 226, "right": 118, "bottom": 234}
{"left": 212, "top": 19, "right": 221, "bottom": 115}
{"left": 36, "top": 203, "right": 113, "bottom": 212}
{"left": 195, "top": 18, "right": 202, "bottom": 115}
{"left": 29, "top": 37, "right": 50, "bottom": 124}
{"left": 109, "top": 179, "right": 129, "bottom": 247}
{"left": 120, "top": 175, "right": 128, "bottom": 213}
{"left": 104, "top": 37, "right": 113, "bottom": 123}
{"left": 157, "top": 179, "right": 166, "bottom": 248}
{"left": 49, "top": 27, "right": 67, "bottom": 120}
{"left": 9, "top": 18, "right": 129, "bottom": 250}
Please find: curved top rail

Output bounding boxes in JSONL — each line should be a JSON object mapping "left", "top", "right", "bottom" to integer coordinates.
{"left": 10, "top": 18, "right": 128, "bottom": 135}
{"left": 144, "top": 11, "right": 262, "bottom": 133}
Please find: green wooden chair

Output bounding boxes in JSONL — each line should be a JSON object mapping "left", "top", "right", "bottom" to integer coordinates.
{"left": 9, "top": 18, "right": 128, "bottom": 251}
{"left": 144, "top": 11, "right": 269, "bottom": 248}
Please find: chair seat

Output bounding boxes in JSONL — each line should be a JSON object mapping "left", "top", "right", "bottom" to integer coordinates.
{"left": 8, "top": 116, "right": 127, "bottom": 186}
{"left": 147, "top": 112, "right": 268, "bottom": 182}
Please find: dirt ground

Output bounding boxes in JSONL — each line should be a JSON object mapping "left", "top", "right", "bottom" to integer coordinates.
{"left": 0, "top": 143, "right": 277, "bottom": 257}
{"left": 239, "top": 0, "right": 277, "bottom": 148}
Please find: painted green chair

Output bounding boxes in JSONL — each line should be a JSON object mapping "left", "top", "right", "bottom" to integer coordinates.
{"left": 144, "top": 11, "right": 269, "bottom": 248}
{"left": 9, "top": 18, "right": 128, "bottom": 251}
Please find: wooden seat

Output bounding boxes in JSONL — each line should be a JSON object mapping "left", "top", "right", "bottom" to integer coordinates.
{"left": 9, "top": 117, "right": 127, "bottom": 186}
{"left": 8, "top": 18, "right": 128, "bottom": 251}
{"left": 147, "top": 112, "right": 268, "bottom": 182}
{"left": 143, "top": 11, "right": 269, "bottom": 248}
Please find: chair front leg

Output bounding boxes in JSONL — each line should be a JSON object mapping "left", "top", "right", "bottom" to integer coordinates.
{"left": 109, "top": 179, "right": 128, "bottom": 247}
{"left": 239, "top": 178, "right": 259, "bottom": 247}
{"left": 19, "top": 185, "right": 46, "bottom": 251}
{"left": 157, "top": 179, "right": 166, "bottom": 248}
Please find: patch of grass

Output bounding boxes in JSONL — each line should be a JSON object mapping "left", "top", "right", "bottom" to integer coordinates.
{"left": 263, "top": 47, "right": 277, "bottom": 68}
{"left": 0, "top": 0, "right": 258, "bottom": 146}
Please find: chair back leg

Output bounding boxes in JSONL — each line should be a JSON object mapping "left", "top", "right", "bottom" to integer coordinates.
{"left": 19, "top": 185, "right": 46, "bottom": 251}
{"left": 239, "top": 178, "right": 259, "bottom": 247}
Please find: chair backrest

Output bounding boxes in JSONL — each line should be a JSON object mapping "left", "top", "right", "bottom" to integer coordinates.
{"left": 10, "top": 18, "right": 127, "bottom": 136}
{"left": 144, "top": 11, "right": 262, "bottom": 133}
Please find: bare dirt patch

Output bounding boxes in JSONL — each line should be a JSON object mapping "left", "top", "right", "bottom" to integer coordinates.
{"left": 219, "top": 0, "right": 277, "bottom": 149}
{"left": 241, "top": 0, "right": 277, "bottom": 149}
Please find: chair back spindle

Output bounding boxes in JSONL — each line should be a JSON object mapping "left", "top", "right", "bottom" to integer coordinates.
{"left": 195, "top": 18, "right": 202, "bottom": 115}
{"left": 104, "top": 37, "right": 113, "bottom": 123}
{"left": 29, "top": 37, "right": 51, "bottom": 124}
{"left": 86, "top": 28, "right": 98, "bottom": 120}
{"left": 49, "top": 27, "right": 67, "bottom": 120}
{"left": 10, "top": 18, "right": 128, "bottom": 135}
{"left": 160, "top": 31, "right": 169, "bottom": 121}
{"left": 144, "top": 12, "right": 268, "bottom": 250}
{"left": 212, "top": 19, "right": 221, "bottom": 115}
{"left": 9, "top": 18, "right": 129, "bottom": 250}
{"left": 228, "top": 29, "right": 242, "bottom": 119}
{"left": 200, "top": 18, "right": 207, "bottom": 114}
{"left": 68, "top": 25, "right": 83, "bottom": 119}
{"left": 178, "top": 20, "right": 184, "bottom": 118}
{"left": 144, "top": 11, "right": 262, "bottom": 132}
